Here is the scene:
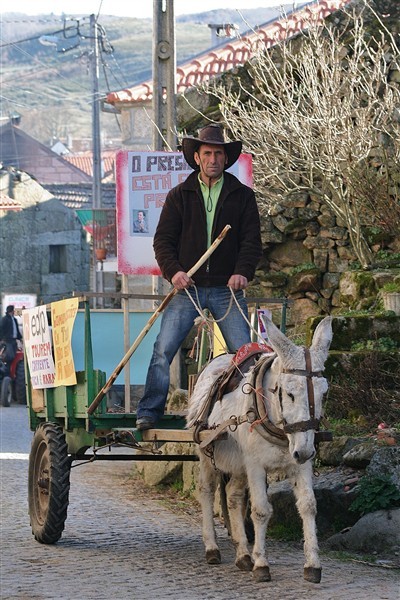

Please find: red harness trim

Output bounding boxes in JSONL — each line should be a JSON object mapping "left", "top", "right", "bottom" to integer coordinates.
{"left": 232, "top": 342, "right": 274, "bottom": 367}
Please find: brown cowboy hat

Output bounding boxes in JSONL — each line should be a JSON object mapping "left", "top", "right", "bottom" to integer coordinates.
{"left": 181, "top": 124, "right": 242, "bottom": 170}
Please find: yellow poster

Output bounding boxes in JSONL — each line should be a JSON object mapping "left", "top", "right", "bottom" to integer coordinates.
{"left": 51, "top": 298, "right": 79, "bottom": 386}
{"left": 213, "top": 322, "right": 226, "bottom": 357}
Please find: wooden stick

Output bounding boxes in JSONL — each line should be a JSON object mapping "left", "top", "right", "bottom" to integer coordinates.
{"left": 87, "top": 224, "right": 231, "bottom": 415}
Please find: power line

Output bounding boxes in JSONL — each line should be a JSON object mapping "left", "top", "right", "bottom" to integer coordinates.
{"left": 0, "top": 24, "right": 85, "bottom": 49}
{"left": 0, "top": 15, "right": 125, "bottom": 142}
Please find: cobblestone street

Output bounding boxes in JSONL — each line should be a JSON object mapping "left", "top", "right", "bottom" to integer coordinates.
{"left": 1, "top": 405, "right": 399, "bottom": 600}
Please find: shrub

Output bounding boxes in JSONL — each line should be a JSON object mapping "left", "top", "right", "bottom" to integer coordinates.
{"left": 350, "top": 474, "right": 400, "bottom": 516}
{"left": 381, "top": 281, "right": 400, "bottom": 293}
{"left": 325, "top": 352, "right": 400, "bottom": 425}
{"left": 350, "top": 337, "right": 398, "bottom": 352}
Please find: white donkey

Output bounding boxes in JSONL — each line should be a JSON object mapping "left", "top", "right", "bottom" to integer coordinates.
{"left": 187, "top": 316, "right": 333, "bottom": 583}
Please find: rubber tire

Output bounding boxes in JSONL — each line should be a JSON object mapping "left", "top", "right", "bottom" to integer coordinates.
{"left": 1, "top": 376, "right": 12, "bottom": 407}
{"left": 15, "top": 360, "right": 27, "bottom": 404}
{"left": 28, "top": 422, "right": 71, "bottom": 544}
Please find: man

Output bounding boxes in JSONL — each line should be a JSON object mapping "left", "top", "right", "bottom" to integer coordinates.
{"left": 0, "top": 305, "right": 22, "bottom": 365}
{"left": 136, "top": 124, "right": 262, "bottom": 430}
{"left": 133, "top": 210, "right": 148, "bottom": 233}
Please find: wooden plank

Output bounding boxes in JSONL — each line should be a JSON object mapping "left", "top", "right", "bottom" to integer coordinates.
{"left": 141, "top": 429, "right": 193, "bottom": 442}
{"left": 141, "top": 428, "right": 227, "bottom": 443}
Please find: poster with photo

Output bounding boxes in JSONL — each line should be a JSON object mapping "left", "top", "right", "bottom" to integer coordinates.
{"left": 116, "top": 150, "right": 253, "bottom": 275}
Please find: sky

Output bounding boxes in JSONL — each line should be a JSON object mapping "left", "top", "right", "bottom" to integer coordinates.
{"left": 2, "top": 1, "right": 298, "bottom": 19}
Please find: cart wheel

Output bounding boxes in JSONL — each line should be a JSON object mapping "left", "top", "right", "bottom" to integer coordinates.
{"left": 219, "top": 473, "right": 255, "bottom": 544}
{"left": 28, "top": 422, "right": 71, "bottom": 544}
{"left": 15, "top": 361, "right": 27, "bottom": 404}
{"left": 1, "top": 376, "right": 12, "bottom": 407}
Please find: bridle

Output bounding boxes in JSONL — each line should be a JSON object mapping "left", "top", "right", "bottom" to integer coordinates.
{"left": 252, "top": 347, "right": 326, "bottom": 444}
{"left": 280, "top": 347, "right": 324, "bottom": 434}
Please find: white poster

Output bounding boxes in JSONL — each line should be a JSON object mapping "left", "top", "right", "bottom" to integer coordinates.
{"left": 22, "top": 306, "right": 56, "bottom": 389}
{"left": 116, "top": 150, "right": 253, "bottom": 275}
{"left": 1, "top": 293, "right": 36, "bottom": 315}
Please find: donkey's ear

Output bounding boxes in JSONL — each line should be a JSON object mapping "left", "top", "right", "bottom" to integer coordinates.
{"left": 260, "top": 314, "right": 299, "bottom": 358}
{"left": 310, "top": 316, "right": 333, "bottom": 359}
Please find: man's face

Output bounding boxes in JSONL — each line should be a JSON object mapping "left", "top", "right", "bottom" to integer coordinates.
{"left": 138, "top": 212, "right": 144, "bottom": 221}
{"left": 194, "top": 143, "right": 227, "bottom": 181}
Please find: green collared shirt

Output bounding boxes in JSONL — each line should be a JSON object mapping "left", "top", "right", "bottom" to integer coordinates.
{"left": 198, "top": 174, "right": 224, "bottom": 247}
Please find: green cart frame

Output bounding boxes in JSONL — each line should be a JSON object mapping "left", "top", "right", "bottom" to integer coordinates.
{"left": 27, "top": 296, "right": 291, "bottom": 544}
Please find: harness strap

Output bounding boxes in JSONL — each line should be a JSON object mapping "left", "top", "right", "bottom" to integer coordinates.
{"left": 253, "top": 356, "right": 288, "bottom": 444}
{"left": 192, "top": 348, "right": 269, "bottom": 443}
{"left": 193, "top": 368, "right": 231, "bottom": 429}
{"left": 198, "top": 414, "right": 251, "bottom": 449}
{"left": 281, "top": 368, "right": 324, "bottom": 377}
{"left": 284, "top": 418, "right": 320, "bottom": 434}
{"left": 305, "top": 348, "right": 315, "bottom": 420}
{"left": 194, "top": 347, "right": 332, "bottom": 452}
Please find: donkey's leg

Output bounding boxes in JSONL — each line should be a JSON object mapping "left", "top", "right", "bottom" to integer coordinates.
{"left": 290, "top": 464, "right": 321, "bottom": 583}
{"left": 198, "top": 455, "right": 221, "bottom": 565}
{"left": 225, "top": 474, "right": 253, "bottom": 571}
{"left": 246, "top": 465, "right": 272, "bottom": 582}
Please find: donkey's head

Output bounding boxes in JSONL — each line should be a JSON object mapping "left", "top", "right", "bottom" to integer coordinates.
{"left": 261, "top": 316, "right": 333, "bottom": 464}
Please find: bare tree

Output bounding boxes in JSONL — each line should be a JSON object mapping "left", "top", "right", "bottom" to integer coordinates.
{"left": 203, "top": 3, "right": 400, "bottom": 268}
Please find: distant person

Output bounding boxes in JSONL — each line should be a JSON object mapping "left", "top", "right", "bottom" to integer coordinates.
{"left": 133, "top": 210, "right": 148, "bottom": 233}
{"left": 0, "top": 305, "right": 22, "bottom": 364}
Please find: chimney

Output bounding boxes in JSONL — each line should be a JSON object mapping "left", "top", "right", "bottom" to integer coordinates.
{"left": 208, "top": 23, "right": 239, "bottom": 47}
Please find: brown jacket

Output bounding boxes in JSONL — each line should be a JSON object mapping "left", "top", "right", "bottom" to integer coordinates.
{"left": 154, "top": 171, "right": 262, "bottom": 286}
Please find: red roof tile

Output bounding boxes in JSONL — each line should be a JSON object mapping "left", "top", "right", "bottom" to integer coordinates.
{"left": 106, "top": 0, "right": 350, "bottom": 106}
{"left": 63, "top": 149, "right": 117, "bottom": 180}
{"left": 0, "top": 192, "right": 22, "bottom": 211}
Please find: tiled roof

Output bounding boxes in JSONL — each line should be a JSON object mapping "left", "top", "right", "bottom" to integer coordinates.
{"left": 63, "top": 149, "right": 117, "bottom": 181}
{"left": 106, "top": 0, "right": 350, "bottom": 106}
{"left": 0, "top": 192, "right": 22, "bottom": 211}
{"left": 0, "top": 121, "right": 93, "bottom": 185}
{"left": 44, "top": 182, "right": 117, "bottom": 210}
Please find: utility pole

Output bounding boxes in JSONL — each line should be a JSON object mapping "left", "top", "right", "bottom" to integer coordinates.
{"left": 91, "top": 13, "right": 102, "bottom": 208}
{"left": 152, "top": 0, "right": 177, "bottom": 303}
{"left": 152, "top": 0, "right": 177, "bottom": 151}
{"left": 90, "top": 13, "right": 103, "bottom": 307}
{"left": 152, "top": 0, "right": 180, "bottom": 387}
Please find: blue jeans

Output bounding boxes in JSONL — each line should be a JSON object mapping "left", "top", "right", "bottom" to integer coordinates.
{"left": 137, "top": 287, "right": 250, "bottom": 422}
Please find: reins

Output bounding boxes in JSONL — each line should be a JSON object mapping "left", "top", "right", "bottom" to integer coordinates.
{"left": 184, "top": 285, "right": 268, "bottom": 359}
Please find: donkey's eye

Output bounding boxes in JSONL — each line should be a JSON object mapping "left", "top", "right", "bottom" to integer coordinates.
{"left": 288, "top": 393, "right": 295, "bottom": 402}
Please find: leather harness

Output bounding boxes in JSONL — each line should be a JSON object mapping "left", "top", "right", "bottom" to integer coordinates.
{"left": 194, "top": 345, "right": 332, "bottom": 450}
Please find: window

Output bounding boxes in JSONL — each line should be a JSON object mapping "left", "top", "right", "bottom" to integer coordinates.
{"left": 49, "top": 245, "right": 67, "bottom": 273}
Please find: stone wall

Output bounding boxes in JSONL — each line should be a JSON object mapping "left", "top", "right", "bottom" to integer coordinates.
{"left": 0, "top": 169, "right": 90, "bottom": 306}
{"left": 249, "top": 194, "right": 400, "bottom": 327}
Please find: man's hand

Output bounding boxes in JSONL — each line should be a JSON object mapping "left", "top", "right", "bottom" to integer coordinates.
{"left": 227, "top": 274, "right": 248, "bottom": 290}
{"left": 171, "top": 271, "right": 194, "bottom": 290}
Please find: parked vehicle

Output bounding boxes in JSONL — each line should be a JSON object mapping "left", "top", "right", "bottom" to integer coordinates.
{"left": 0, "top": 343, "right": 26, "bottom": 407}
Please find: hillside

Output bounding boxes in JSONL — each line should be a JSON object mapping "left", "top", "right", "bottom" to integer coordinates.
{"left": 0, "top": 5, "right": 303, "bottom": 148}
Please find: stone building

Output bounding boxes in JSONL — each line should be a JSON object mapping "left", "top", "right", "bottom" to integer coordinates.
{"left": 0, "top": 167, "right": 90, "bottom": 309}
{"left": 0, "top": 121, "right": 119, "bottom": 308}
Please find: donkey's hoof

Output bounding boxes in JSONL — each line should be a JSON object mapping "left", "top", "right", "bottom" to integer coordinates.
{"left": 304, "top": 567, "right": 321, "bottom": 583}
{"left": 253, "top": 566, "right": 271, "bottom": 582}
{"left": 206, "top": 549, "right": 221, "bottom": 565}
{"left": 235, "top": 554, "right": 254, "bottom": 571}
